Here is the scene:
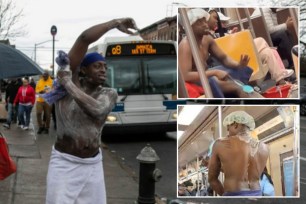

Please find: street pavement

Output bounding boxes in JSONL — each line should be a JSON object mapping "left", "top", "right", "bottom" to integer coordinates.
{"left": 0, "top": 111, "right": 138, "bottom": 204}
{"left": 103, "top": 132, "right": 178, "bottom": 199}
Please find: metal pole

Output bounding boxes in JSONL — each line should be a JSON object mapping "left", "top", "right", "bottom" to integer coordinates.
{"left": 196, "top": 155, "right": 199, "bottom": 195}
{"left": 34, "top": 44, "right": 37, "bottom": 62}
{"left": 292, "top": 105, "right": 299, "bottom": 196}
{"left": 259, "top": 8, "right": 274, "bottom": 47}
{"left": 235, "top": 8, "right": 244, "bottom": 31}
{"left": 52, "top": 35, "right": 55, "bottom": 76}
{"left": 178, "top": 66, "right": 189, "bottom": 98}
{"left": 218, "top": 106, "right": 222, "bottom": 139}
{"left": 289, "top": 8, "right": 298, "bottom": 37}
{"left": 34, "top": 40, "right": 57, "bottom": 64}
{"left": 178, "top": 8, "right": 213, "bottom": 98}
{"left": 244, "top": 8, "right": 256, "bottom": 38}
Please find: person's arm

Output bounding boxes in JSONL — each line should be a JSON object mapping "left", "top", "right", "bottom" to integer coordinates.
{"left": 13, "top": 88, "right": 20, "bottom": 106}
{"left": 178, "top": 39, "right": 229, "bottom": 82}
{"left": 30, "top": 87, "right": 36, "bottom": 105}
{"left": 5, "top": 85, "right": 9, "bottom": 103}
{"left": 68, "top": 18, "right": 138, "bottom": 75}
{"left": 58, "top": 75, "right": 117, "bottom": 120}
{"left": 262, "top": 8, "right": 287, "bottom": 34}
{"left": 209, "top": 38, "right": 250, "bottom": 69}
{"left": 208, "top": 141, "right": 224, "bottom": 196}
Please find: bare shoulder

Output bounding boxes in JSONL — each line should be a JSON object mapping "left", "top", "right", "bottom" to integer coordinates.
{"left": 258, "top": 141, "right": 269, "bottom": 154}
{"left": 201, "top": 34, "right": 214, "bottom": 45}
{"left": 217, "top": 137, "right": 230, "bottom": 143}
{"left": 213, "top": 138, "right": 228, "bottom": 149}
{"left": 179, "top": 37, "right": 190, "bottom": 50}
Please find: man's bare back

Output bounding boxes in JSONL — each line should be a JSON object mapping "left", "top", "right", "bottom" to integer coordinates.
{"left": 208, "top": 111, "right": 269, "bottom": 196}
{"left": 211, "top": 136, "right": 269, "bottom": 194}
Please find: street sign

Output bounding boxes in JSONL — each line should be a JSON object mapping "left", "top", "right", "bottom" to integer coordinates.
{"left": 51, "top": 25, "right": 57, "bottom": 36}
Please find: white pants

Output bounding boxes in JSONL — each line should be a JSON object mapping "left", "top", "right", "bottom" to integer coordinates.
{"left": 46, "top": 146, "right": 106, "bottom": 204}
{"left": 254, "top": 37, "right": 287, "bottom": 82}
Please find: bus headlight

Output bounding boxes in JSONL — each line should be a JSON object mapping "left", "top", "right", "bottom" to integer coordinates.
{"left": 107, "top": 115, "right": 117, "bottom": 122}
{"left": 172, "top": 112, "right": 177, "bottom": 119}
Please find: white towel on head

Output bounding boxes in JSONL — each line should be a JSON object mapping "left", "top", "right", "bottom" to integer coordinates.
{"left": 46, "top": 146, "right": 106, "bottom": 204}
{"left": 223, "top": 111, "right": 255, "bottom": 130}
{"left": 187, "top": 8, "right": 210, "bottom": 25}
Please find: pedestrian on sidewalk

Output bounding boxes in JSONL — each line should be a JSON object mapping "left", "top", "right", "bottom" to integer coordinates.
{"left": 45, "top": 18, "right": 138, "bottom": 204}
{"left": 29, "top": 77, "right": 36, "bottom": 89}
{"left": 3, "top": 78, "right": 21, "bottom": 129}
{"left": 13, "top": 77, "right": 35, "bottom": 130}
{"left": 35, "top": 72, "right": 53, "bottom": 134}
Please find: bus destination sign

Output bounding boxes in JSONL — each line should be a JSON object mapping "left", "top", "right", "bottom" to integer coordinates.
{"left": 106, "top": 43, "right": 175, "bottom": 56}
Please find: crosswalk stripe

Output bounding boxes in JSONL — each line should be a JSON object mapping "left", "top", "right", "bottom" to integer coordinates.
{"left": 301, "top": 157, "right": 306, "bottom": 162}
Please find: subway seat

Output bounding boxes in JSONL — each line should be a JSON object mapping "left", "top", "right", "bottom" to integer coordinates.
{"left": 215, "top": 30, "right": 266, "bottom": 84}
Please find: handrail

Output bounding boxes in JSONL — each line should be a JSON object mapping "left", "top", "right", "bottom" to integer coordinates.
{"left": 289, "top": 8, "right": 298, "bottom": 38}
{"left": 178, "top": 8, "right": 213, "bottom": 98}
{"left": 244, "top": 8, "right": 256, "bottom": 38}
{"left": 235, "top": 8, "right": 244, "bottom": 31}
{"left": 259, "top": 8, "right": 274, "bottom": 46}
{"left": 292, "top": 106, "right": 299, "bottom": 196}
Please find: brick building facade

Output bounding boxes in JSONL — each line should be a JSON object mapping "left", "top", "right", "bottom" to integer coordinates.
{"left": 139, "top": 16, "right": 177, "bottom": 41}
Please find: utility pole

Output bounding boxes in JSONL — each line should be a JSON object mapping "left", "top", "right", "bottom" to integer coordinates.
{"left": 34, "top": 40, "right": 55, "bottom": 63}
{"left": 50, "top": 25, "right": 57, "bottom": 77}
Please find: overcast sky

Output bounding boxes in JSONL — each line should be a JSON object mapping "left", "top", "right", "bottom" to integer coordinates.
{"left": 11, "top": 0, "right": 295, "bottom": 72}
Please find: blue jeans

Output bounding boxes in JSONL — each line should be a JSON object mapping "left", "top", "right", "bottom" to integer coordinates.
{"left": 18, "top": 105, "right": 33, "bottom": 127}
{"left": 210, "top": 65, "right": 253, "bottom": 85}
{"left": 6, "top": 103, "right": 18, "bottom": 125}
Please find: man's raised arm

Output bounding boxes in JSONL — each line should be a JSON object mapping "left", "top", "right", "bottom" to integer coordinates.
{"left": 68, "top": 18, "right": 138, "bottom": 74}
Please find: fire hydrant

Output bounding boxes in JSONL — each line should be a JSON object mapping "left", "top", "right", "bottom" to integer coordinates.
{"left": 136, "top": 144, "right": 162, "bottom": 204}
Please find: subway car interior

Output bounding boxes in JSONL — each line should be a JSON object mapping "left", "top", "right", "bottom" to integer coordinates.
{"left": 177, "top": 105, "right": 299, "bottom": 197}
{"left": 178, "top": 7, "right": 299, "bottom": 99}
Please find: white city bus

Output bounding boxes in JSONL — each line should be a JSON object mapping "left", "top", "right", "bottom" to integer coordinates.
{"left": 89, "top": 36, "right": 185, "bottom": 134}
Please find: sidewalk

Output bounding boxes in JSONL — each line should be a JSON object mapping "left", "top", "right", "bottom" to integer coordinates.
{"left": 0, "top": 114, "right": 138, "bottom": 204}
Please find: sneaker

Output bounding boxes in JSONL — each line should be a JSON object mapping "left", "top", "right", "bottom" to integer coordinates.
{"left": 18, "top": 124, "right": 24, "bottom": 129}
{"left": 37, "top": 127, "right": 44, "bottom": 134}
{"left": 2, "top": 123, "right": 10, "bottom": 129}
{"left": 282, "top": 69, "right": 294, "bottom": 79}
{"left": 22, "top": 126, "right": 29, "bottom": 130}
{"left": 43, "top": 128, "right": 49, "bottom": 134}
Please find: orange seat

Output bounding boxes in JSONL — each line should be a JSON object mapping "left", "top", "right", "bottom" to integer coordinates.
{"left": 215, "top": 30, "right": 265, "bottom": 82}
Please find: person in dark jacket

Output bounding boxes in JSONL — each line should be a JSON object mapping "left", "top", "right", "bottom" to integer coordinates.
{"left": 3, "top": 78, "right": 21, "bottom": 129}
{"left": 29, "top": 78, "right": 36, "bottom": 89}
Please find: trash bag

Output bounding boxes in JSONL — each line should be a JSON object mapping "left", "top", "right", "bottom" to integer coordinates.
{"left": 0, "top": 132, "right": 17, "bottom": 180}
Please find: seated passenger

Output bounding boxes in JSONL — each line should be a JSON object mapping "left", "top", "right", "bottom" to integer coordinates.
{"left": 252, "top": 8, "right": 295, "bottom": 68}
{"left": 179, "top": 9, "right": 262, "bottom": 98}
{"left": 208, "top": 10, "right": 294, "bottom": 85}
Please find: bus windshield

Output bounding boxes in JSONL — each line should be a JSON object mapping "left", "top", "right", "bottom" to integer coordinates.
{"left": 105, "top": 56, "right": 176, "bottom": 95}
